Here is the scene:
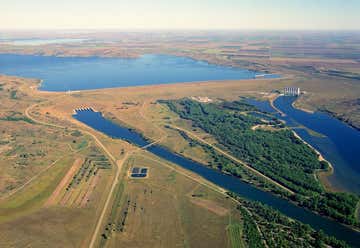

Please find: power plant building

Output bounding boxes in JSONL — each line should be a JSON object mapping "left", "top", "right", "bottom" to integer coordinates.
{"left": 284, "top": 87, "right": 300, "bottom": 96}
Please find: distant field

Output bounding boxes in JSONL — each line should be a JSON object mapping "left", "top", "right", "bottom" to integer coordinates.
{"left": 1, "top": 31, "right": 359, "bottom": 128}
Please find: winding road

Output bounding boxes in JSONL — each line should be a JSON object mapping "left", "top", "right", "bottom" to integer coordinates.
{"left": 24, "top": 98, "right": 126, "bottom": 248}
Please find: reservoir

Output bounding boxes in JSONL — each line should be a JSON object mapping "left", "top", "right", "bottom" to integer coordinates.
{"left": 247, "top": 96, "right": 360, "bottom": 194}
{"left": 74, "top": 109, "right": 360, "bottom": 247}
{"left": 0, "top": 54, "right": 277, "bottom": 92}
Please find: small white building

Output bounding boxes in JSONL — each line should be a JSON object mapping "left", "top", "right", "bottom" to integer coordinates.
{"left": 284, "top": 87, "right": 300, "bottom": 96}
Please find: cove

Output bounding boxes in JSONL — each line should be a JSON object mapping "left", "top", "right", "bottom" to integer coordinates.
{"left": 246, "top": 96, "right": 360, "bottom": 194}
{"left": 73, "top": 109, "right": 360, "bottom": 247}
{"left": 0, "top": 54, "right": 278, "bottom": 92}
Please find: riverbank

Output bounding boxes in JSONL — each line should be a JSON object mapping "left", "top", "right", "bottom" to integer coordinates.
{"left": 291, "top": 130, "right": 335, "bottom": 191}
{"left": 73, "top": 107, "right": 360, "bottom": 245}
{"left": 292, "top": 100, "right": 315, "bottom": 114}
{"left": 320, "top": 108, "right": 360, "bottom": 132}
{"left": 0, "top": 53, "right": 281, "bottom": 92}
{"left": 5, "top": 72, "right": 357, "bottom": 244}
{"left": 270, "top": 94, "right": 355, "bottom": 193}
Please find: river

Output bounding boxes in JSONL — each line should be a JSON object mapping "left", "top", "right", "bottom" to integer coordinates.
{"left": 246, "top": 96, "right": 360, "bottom": 194}
{"left": 74, "top": 108, "right": 360, "bottom": 247}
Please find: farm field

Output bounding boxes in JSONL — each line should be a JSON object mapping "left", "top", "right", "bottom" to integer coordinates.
{"left": 0, "top": 143, "right": 114, "bottom": 247}
{"left": 0, "top": 76, "right": 115, "bottom": 247}
{"left": 99, "top": 152, "right": 237, "bottom": 248}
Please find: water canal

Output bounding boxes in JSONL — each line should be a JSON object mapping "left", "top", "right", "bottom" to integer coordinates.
{"left": 74, "top": 109, "right": 360, "bottom": 247}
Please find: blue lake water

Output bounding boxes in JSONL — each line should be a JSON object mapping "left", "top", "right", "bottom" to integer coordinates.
{"left": 74, "top": 109, "right": 360, "bottom": 247}
{"left": 0, "top": 54, "right": 278, "bottom": 92}
{"left": 246, "top": 96, "right": 360, "bottom": 194}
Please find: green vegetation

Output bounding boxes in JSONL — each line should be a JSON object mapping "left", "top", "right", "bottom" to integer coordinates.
{"left": 162, "top": 99, "right": 359, "bottom": 227}
{"left": 76, "top": 140, "right": 88, "bottom": 150}
{"left": 100, "top": 181, "right": 126, "bottom": 247}
{"left": 0, "top": 156, "right": 73, "bottom": 222}
{"left": 234, "top": 196, "right": 350, "bottom": 248}
{"left": 67, "top": 147, "right": 111, "bottom": 191}
{"left": 71, "top": 130, "right": 83, "bottom": 137}
{"left": 10, "top": 90, "right": 17, "bottom": 99}
{"left": 172, "top": 126, "right": 291, "bottom": 197}
{"left": 0, "top": 111, "right": 34, "bottom": 124}
{"left": 239, "top": 207, "right": 265, "bottom": 248}
{"left": 228, "top": 222, "right": 246, "bottom": 248}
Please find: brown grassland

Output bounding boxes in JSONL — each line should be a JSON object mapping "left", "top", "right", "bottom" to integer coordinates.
{"left": 0, "top": 31, "right": 359, "bottom": 247}
{"left": 0, "top": 74, "right": 249, "bottom": 247}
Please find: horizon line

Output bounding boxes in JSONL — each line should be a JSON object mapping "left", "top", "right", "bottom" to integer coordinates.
{"left": 1, "top": 28, "right": 360, "bottom": 32}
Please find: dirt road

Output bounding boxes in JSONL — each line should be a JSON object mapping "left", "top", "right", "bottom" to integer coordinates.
{"left": 167, "top": 124, "right": 295, "bottom": 195}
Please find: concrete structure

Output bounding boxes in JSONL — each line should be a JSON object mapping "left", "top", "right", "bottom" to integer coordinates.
{"left": 284, "top": 87, "right": 300, "bottom": 96}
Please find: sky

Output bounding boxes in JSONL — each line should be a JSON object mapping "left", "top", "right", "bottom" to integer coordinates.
{"left": 1, "top": 0, "right": 359, "bottom": 30}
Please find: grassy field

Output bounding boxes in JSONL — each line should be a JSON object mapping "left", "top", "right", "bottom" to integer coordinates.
{"left": 0, "top": 135, "right": 115, "bottom": 244}
{"left": 227, "top": 223, "right": 246, "bottom": 248}
{"left": 0, "top": 155, "right": 74, "bottom": 222}
{"left": 0, "top": 76, "right": 116, "bottom": 247}
{"left": 0, "top": 75, "right": 252, "bottom": 247}
{"left": 99, "top": 151, "right": 238, "bottom": 248}
{"left": 1, "top": 30, "right": 359, "bottom": 246}
{"left": 38, "top": 72, "right": 357, "bottom": 207}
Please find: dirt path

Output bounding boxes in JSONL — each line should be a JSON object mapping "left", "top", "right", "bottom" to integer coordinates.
{"left": 139, "top": 101, "right": 168, "bottom": 138}
{"left": 24, "top": 96, "right": 272, "bottom": 247}
{"left": 138, "top": 152, "right": 269, "bottom": 246}
{"left": 24, "top": 98, "right": 121, "bottom": 248}
{"left": 269, "top": 94, "right": 286, "bottom": 117}
{"left": 88, "top": 153, "right": 130, "bottom": 248}
{"left": 190, "top": 197, "right": 229, "bottom": 216}
{"left": 356, "top": 201, "right": 360, "bottom": 223}
{"left": 137, "top": 153, "right": 226, "bottom": 196}
{"left": 45, "top": 157, "right": 84, "bottom": 207}
{"left": 80, "top": 173, "right": 101, "bottom": 208}
{"left": 167, "top": 124, "right": 295, "bottom": 195}
{"left": 0, "top": 158, "right": 61, "bottom": 201}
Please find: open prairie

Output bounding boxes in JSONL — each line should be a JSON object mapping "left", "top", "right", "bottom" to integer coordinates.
{"left": 99, "top": 152, "right": 238, "bottom": 248}
{"left": 0, "top": 30, "right": 359, "bottom": 247}
{"left": 0, "top": 76, "right": 248, "bottom": 247}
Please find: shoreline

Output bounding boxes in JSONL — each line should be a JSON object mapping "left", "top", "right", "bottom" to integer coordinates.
{"left": 6, "top": 73, "right": 360, "bottom": 236}
{"left": 271, "top": 94, "right": 337, "bottom": 191}
{"left": 291, "top": 130, "right": 335, "bottom": 180}
{"left": 291, "top": 101, "right": 314, "bottom": 114}
{"left": 0, "top": 50, "right": 273, "bottom": 74}
{"left": 4, "top": 72, "right": 283, "bottom": 95}
{"left": 35, "top": 77, "right": 281, "bottom": 94}
{"left": 20, "top": 74, "right": 353, "bottom": 191}
{"left": 269, "top": 94, "right": 286, "bottom": 117}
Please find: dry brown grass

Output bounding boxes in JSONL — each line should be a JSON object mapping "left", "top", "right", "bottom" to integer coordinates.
{"left": 45, "top": 157, "right": 84, "bottom": 207}
{"left": 189, "top": 197, "right": 230, "bottom": 216}
{"left": 102, "top": 152, "right": 236, "bottom": 248}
